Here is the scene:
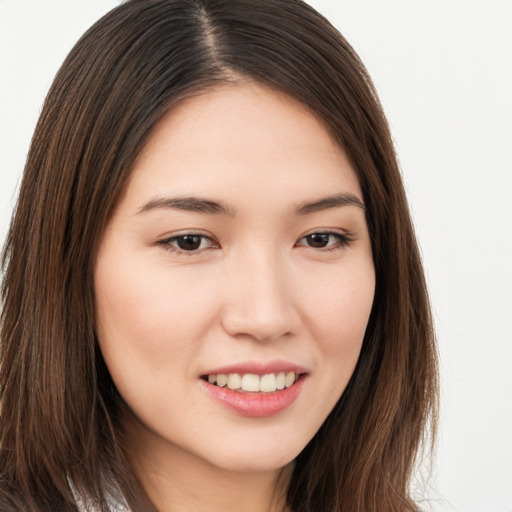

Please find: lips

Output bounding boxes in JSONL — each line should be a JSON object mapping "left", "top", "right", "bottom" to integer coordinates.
{"left": 199, "top": 361, "right": 307, "bottom": 417}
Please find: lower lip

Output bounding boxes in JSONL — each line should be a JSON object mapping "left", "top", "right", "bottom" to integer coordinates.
{"left": 199, "top": 375, "right": 305, "bottom": 417}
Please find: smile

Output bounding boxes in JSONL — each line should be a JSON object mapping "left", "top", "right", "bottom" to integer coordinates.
{"left": 199, "top": 364, "right": 307, "bottom": 417}
{"left": 203, "top": 372, "right": 299, "bottom": 393}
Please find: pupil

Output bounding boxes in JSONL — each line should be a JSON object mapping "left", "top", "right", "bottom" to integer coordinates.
{"left": 177, "top": 235, "right": 201, "bottom": 251}
{"left": 307, "top": 233, "right": 329, "bottom": 248}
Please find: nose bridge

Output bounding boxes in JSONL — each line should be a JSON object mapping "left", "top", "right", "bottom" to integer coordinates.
{"left": 222, "top": 243, "right": 297, "bottom": 342}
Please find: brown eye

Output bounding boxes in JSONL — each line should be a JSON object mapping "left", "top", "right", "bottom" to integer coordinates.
{"left": 305, "top": 233, "right": 331, "bottom": 248}
{"left": 295, "top": 231, "right": 352, "bottom": 250}
{"left": 176, "top": 235, "right": 203, "bottom": 251}
{"left": 158, "top": 233, "right": 217, "bottom": 254}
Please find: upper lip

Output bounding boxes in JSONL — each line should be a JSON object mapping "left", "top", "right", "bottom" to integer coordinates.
{"left": 201, "top": 360, "right": 308, "bottom": 376}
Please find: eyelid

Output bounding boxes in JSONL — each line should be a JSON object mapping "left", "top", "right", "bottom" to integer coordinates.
{"left": 155, "top": 231, "right": 219, "bottom": 255}
{"left": 154, "top": 228, "right": 354, "bottom": 255}
{"left": 295, "top": 229, "right": 355, "bottom": 249}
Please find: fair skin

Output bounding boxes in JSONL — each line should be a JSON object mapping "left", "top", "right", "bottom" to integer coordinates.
{"left": 95, "top": 82, "right": 375, "bottom": 512}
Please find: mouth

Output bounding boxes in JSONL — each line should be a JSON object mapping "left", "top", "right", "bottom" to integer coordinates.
{"left": 199, "top": 370, "right": 306, "bottom": 417}
{"left": 200, "top": 371, "right": 302, "bottom": 393}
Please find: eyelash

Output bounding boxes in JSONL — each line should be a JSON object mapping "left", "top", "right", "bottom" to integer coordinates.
{"left": 295, "top": 231, "right": 354, "bottom": 251}
{"left": 156, "top": 230, "right": 354, "bottom": 255}
{"left": 156, "top": 233, "right": 218, "bottom": 255}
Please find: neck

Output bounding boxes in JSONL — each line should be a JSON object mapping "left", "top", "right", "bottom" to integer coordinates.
{"left": 123, "top": 415, "right": 293, "bottom": 512}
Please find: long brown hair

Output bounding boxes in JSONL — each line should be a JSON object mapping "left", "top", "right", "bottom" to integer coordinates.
{"left": 0, "top": 0, "right": 438, "bottom": 510}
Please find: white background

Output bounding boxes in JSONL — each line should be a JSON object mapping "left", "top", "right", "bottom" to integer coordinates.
{"left": 1, "top": 1, "right": 511, "bottom": 511}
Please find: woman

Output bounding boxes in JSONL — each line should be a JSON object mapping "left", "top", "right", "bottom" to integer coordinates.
{"left": 0, "top": 0, "right": 438, "bottom": 510}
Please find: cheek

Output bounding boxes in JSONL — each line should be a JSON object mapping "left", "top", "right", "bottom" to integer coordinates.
{"left": 305, "top": 265, "right": 375, "bottom": 348}
{"left": 301, "top": 262, "right": 375, "bottom": 396}
{"left": 285, "top": 261, "right": 374, "bottom": 438}
{"left": 94, "top": 254, "right": 220, "bottom": 373}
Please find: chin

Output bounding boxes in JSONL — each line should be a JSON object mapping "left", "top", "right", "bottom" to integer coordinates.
{"left": 201, "top": 436, "right": 304, "bottom": 474}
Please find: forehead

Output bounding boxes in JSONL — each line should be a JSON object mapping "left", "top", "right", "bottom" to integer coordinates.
{"left": 122, "top": 82, "right": 362, "bottom": 211}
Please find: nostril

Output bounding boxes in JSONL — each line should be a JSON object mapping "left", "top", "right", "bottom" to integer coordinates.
{"left": 221, "top": 305, "right": 298, "bottom": 344}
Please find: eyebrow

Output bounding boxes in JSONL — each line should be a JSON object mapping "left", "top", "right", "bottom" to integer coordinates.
{"left": 137, "top": 196, "right": 237, "bottom": 216}
{"left": 295, "top": 193, "right": 365, "bottom": 215}
{"left": 137, "top": 192, "right": 365, "bottom": 217}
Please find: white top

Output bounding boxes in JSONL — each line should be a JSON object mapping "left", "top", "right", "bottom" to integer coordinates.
{"left": 70, "top": 479, "right": 130, "bottom": 512}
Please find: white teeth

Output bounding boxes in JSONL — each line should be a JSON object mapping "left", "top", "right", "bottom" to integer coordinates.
{"left": 216, "top": 374, "right": 228, "bottom": 387}
{"left": 227, "top": 373, "right": 242, "bottom": 390}
{"left": 260, "top": 373, "right": 277, "bottom": 393}
{"left": 241, "top": 374, "right": 260, "bottom": 392}
{"left": 276, "top": 372, "right": 285, "bottom": 390}
{"left": 206, "top": 371, "right": 299, "bottom": 392}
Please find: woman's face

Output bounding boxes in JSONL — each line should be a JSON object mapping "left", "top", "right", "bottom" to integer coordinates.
{"left": 95, "top": 83, "right": 375, "bottom": 474}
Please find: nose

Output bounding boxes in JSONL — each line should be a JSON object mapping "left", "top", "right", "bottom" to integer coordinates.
{"left": 221, "top": 249, "right": 299, "bottom": 343}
